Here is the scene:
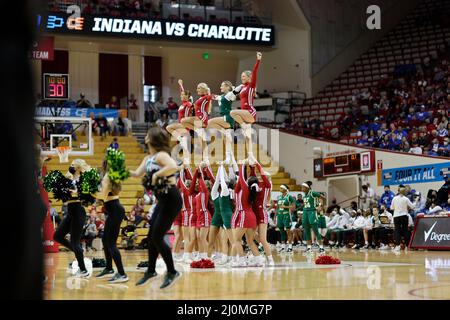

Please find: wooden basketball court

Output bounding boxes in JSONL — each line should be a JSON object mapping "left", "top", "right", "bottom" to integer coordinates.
{"left": 44, "top": 249, "right": 450, "bottom": 300}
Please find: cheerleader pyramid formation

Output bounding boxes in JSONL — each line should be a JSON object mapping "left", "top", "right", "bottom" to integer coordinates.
{"left": 43, "top": 52, "right": 326, "bottom": 290}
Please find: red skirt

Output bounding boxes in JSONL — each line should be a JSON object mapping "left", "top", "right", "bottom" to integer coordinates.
{"left": 196, "top": 210, "right": 211, "bottom": 228}
{"left": 173, "top": 211, "right": 182, "bottom": 226}
{"left": 231, "top": 209, "right": 257, "bottom": 229}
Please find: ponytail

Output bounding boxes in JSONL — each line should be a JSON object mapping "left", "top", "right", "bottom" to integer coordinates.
{"left": 247, "top": 176, "right": 259, "bottom": 205}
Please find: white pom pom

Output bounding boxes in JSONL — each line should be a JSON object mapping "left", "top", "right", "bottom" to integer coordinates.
{"left": 143, "top": 194, "right": 151, "bottom": 205}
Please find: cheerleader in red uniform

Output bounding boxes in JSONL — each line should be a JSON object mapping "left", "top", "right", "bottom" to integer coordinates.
{"left": 249, "top": 159, "right": 274, "bottom": 266}
{"left": 181, "top": 83, "right": 215, "bottom": 164}
{"left": 166, "top": 79, "right": 193, "bottom": 165}
{"left": 230, "top": 52, "right": 262, "bottom": 162}
{"left": 231, "top": 161, "right": 265, "bottom": 267}
{"left": 177, "top": 165, "right": 197, "bottom": 263}
{"left": 191, "top": 164, "right": 214, "bottom": 260}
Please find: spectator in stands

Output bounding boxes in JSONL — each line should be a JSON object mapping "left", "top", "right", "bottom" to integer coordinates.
{"left": 412, "top": 192, "right": 426, "bottom": 218}
{"left": 409, "top": 142, "right": 423, "bottom": 155}
{"left": 95, "top": 112, "right": 111, "bottom": 139}
{"left": 76, "top": 93, "right": 93, "bottom": 108}
{"left": 128, "top": 94, "right": 139, "bottom": 122}
{"left": 130, "top": 198, "right": 145, "bottom": 225}
{"left": 427, "top": 202, "right": 443, "bottom": 215}
{"left": 379, "top": 185, "right": 395, "bottom": 208}
{"left": 95, "top": 213, "right": 105, "bottom": 239}
{"left": 437, "top": 175, "right": 450, "bottom": 207}
{"left": 107, "top": 96, "right": 120, "bottom": 109}
{"left": 154, "top": 96, "right": 167, "bottom": 118}
{"left": 390, "top": 187, "right": 415, "bottom": 252}
{"left": 109, "top": 137, "right": 119, "bottom": 150}
{"left": 89, "top": 112, "right": 98, "bottom": 135}
{"left": 83, "top": 216, "right": 98, "bottom": 252}
{"left": 112, "top": 114, "right": 128, "bottom": 136}
{"left": 82, "top": 1, "right": 96, "bottom": 15}
{"left": 166, "top": 97, "right": 178, "bottom": 120}
{"left": 121, "top": 220, "right": 138, "bottom": 250}
{"left": 156, "top": 113, "right": 169, "bottom": 129}
{"left": 49, "top": 201, "right": 61, "bottom": 226}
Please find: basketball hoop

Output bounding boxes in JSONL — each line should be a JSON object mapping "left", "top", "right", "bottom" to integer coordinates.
{"left": 56, "top": 146, "right": 71, "bottom": 163}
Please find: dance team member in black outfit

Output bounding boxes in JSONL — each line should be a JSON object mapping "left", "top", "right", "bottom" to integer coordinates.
{"left": 132, "top": 126, "right": 183, "bottom": 289}
{"left": 95, "top": 148, "right": 130, "bottom": 283}
{"left": 52, "top": 159, "right": 91, "bottom": 278}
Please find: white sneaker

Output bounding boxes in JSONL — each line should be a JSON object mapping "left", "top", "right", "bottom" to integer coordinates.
{"left": 393, "top": 246, "right": 401, "bottom": 252}
{"left": 379, "top": 244, "right": 389, "bottom": 250}
{"left": 231, "top": 257, "right": 247, "bottom": 267}
{"left": 216, "top": 256, "right": 228, "bottom": 266}
{"left": 252, "top": 255, "right": 265, "bottom": 267}
{"left": 238, "top": 257, "right": 248, "bottom": 267}
{"left": 73, "top": 269, "right": 90, "bottom": 278}
{"left": 267, "top": 257, "right": 275, "bottom": 266}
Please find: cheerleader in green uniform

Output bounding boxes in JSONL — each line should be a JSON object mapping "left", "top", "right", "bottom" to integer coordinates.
{"left": 207, "top": 81, "right": 236, "bottom": 164}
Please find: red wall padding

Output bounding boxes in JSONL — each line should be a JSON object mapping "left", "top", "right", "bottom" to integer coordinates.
{"left": 99, "top": 53, "right": 128, "bottom": 106}
{"left": 41, "top": 50, "right": 68, "bottom": 75}
{"left": 144, "top": 56, "right": 162, "bottom": 88}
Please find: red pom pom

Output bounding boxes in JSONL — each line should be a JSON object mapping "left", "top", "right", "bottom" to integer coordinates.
{"left": 190, "top": 259, "right": 215, "bottom": 269}
{"left": 315, "top": 255, "right": 341, "bottom": 265}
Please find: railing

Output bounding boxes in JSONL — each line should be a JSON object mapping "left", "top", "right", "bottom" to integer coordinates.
{"left": 160, "top": 0, "right": 272, "bottom": 24}
{"left": 49, "top": 0, "right": 272, "bottom": 24}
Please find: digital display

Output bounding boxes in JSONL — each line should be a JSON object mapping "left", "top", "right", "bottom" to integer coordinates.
{"left": 318, "top": 151, "right": 375, "bottom": 178}
{"left": 39, "top": 13, "right": 275, "bottom": 46}
{"left": 335, "top": 155, "right": 348, "bottom": 166}
{"left": 43, "top": 73, "right": 69, "bottom": 100}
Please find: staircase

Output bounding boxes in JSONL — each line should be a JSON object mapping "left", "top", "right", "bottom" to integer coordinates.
{"left": 131, "top": 122, "right": 150, "bottom": 146}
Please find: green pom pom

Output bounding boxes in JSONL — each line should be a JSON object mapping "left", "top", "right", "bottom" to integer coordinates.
{"left": 79, "top": 168, "right": 101, "bottom": 194}
{"left": 105, "top": 147, "right": 130, "bottom": 183}
{"left": 78, "top": 168, "right": 101, "bottom": 206}
{"left": 43, "top": 170, "right": 73, "bottom": 202}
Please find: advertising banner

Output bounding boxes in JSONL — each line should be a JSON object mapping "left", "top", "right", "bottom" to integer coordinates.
{"left": 410, "top": 215, "right": 450, "bottom": 250}
{"left": 381, "top": 162, "right": 450, "bottom": 186}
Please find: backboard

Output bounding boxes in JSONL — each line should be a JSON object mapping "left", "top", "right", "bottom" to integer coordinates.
{"left": 35, "top": 116, "right": 93, "bottom": 156}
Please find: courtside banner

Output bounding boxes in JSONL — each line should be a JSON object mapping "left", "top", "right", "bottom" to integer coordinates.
{"left": 39, "top": 13, "right": 275, "bottom": 46}
{"left": 36, "top": 107, "right": 119, "bottom": 118}
{"left": 410, "top": 216, "right": 450, "bottom": 250}
{"left": 381, "top": 162, "right": 450, "bottom": 186}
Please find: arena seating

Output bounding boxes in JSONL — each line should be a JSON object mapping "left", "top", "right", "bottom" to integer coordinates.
{"left": 286, "top": 0, "right": 450, "bottom": 149}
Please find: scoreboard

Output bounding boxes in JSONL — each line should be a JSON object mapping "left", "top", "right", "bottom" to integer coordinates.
{"left": 314, "top": 150, "right": 375, "bottom": 178}
{"left": 43, "top": 73, "right": 69, "bottom": 100}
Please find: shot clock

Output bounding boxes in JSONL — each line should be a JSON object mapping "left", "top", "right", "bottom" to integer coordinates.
{"left": 313, "top": 151, "right": 375, "bottom": 179}
{"left": 43, "top": 73, "right": 69, "bottom": 100}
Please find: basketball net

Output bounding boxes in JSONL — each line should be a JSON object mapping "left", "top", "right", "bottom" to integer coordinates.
{"left": 56, "top": 146, "right": 71, "bottom": 163}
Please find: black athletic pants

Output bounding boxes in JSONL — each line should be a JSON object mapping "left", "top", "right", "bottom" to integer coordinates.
{"left": 54, "top": 202, "right": 87, "bottom": 271}
{"left": 147, "top": 186, "right": 183, "bottom": 275}
{"left": 372, "top": 227, "right": 391, "bottom": 246}
{"left": 394, "top": 215, "right": 410, "bottom": 246}
{"left": 103, "top": 199, "right": 126, "bottom": 275}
